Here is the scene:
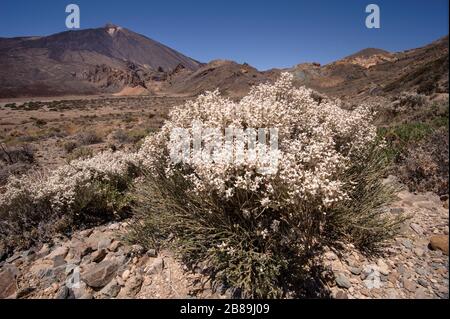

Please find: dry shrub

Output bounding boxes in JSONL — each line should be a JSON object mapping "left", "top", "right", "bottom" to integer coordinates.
{"left": 66, "top": 147, "right": 94, "bottom": 162}
{"left": 77, "top": 130, "right": 104, "bottom": 145}
{"left": 0, "top": 143, "right": 35, "bottom": 164}
{"left": 112, "top": 129, "right": 148, "bottom": 144}
{"left": 398, "top": 128, "right": 449, "bottom": 195}
{"left": 391, "top": 92, "right": 427, "bottom": 111}
{"left": 63, "top": 140, "right": 79, "bottom": 153}
{"left": 0, "top": 144, "right": 35, "bottom": 186}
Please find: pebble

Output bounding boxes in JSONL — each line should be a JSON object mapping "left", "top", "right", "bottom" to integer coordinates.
{"left": 402, "top": 239, "right": 413, "bottom": 249}
{"left": 410, "top": 223, "right": 423, "bottom": 235}
{"left": 377, "top": 259, "right": 390, "bottom": 275}
{"left": 418, "top": 278, "right": 429, "bottom": 288}
{"left": 108, "top": 223, "right": 121, "bottom": 230}
{"left": 122, "top": 270, "right": 131, "bottom": 281}
{"left": 349, "top": 267, "right": 362, "bottom": 276}
{"left": 403, "top": 279, "right": 416, "bottom": 293}
{"left": 117, "top": 275, "right": 143, "bottom": 298}
{"left": 131, "top": 245, "right": 146, "bottom": 255}
{"left": 324, "top": 251, "right": 338, "bottom": 261}
{"left": 91, "top": 249, "right": 107, "bottom": 263}
{"left": 97, "top": 238, "right": 113, "bottom": 251}
{"left": 429, "top": 235, "right": 449, "bottom": 255}
{"left": 3, "top": 187, "right": 448, "bottom": 300}
{"left": 144, "top": 257, "right": 165, "bottom": 275}
{"left": 416, "top": 267, "right": 428, "bottom": 276}
{"left": 45, "top": 246, "right": 69, "bottom": 262}
{"left": 334, "top": 290, "right": 348, "bottom": 299}
{"left": 390, "top": 207, "right": 404, "bottom": 214}
{"left": 109, "top": 241, "right": 122, "bottom": 252}
{"left": 79, "top": 229, "right": 93, "bottom": 238}
{"left": 55, "top": 286, "right": 69, "bottom": 299}
{"left": 16, "top": 286, "right": 35, "bottom": 299}
{"left": 335, "top": 273, "right": 351, "bottom": 289}
{"left": 414, "top": 248, "right": 424, "bottom": 257}
{"left": 80, "top": 260, "right": 120, "bottom": 288}
{"left": 99, "top": 279, "right": 121, "bottom": 298}
{"left": 146, "top": 249, "right": 157, "bottom": 258}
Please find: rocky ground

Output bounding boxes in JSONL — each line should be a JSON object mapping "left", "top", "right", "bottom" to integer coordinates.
{"left": 0, "top": 178, "right": 448, "bottom": 299}
{"left": 0, "top": 221, "right": 225, "bottom": 299}
{"left": 324, "top": 184, "right": 449, "bottom": 299}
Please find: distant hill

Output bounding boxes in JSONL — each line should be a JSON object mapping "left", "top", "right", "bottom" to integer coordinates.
{"left": 345, "top": 48, "right": 390, "bottom": 59}
{"left": 287, "top": 36, "right": 449, "bottom": 98}
{"left": 163, "top": 60, "right": 276, "bottom": 98}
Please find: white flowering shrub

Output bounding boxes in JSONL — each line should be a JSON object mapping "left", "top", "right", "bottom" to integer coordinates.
{"left": 0, "top": 150, "right": 140, "bottom": 250}
{"left": 130, "top": 73, "right": 404, "bottom": 298}
{"left": 139, "top": 73, "right": 376, "bottom": 208}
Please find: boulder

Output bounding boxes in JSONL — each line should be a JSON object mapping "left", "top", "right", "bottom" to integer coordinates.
{"left": 45, "top": 246, "right": 69, "bottom": 263}
{"left": 0, "top": 267, "right": 17, "bottom": 298}
{"left": 91, "top": 249, "right": 108, "bottom": 263}
{"left": 109, "top": 241, "right": 122, "bottom": 252}
{"left": 429, "top": 235, "right": 449, "bottom": 255}
{"left": 81, "top": 260, "right": 120, "bottom": 288}
{"left": 117, "top": 275, "right": 143, "bottom": 298}
{"left": 99, "top": 279, "right": 121, "bottom": 298}
{"left": 144, "top": 257, "right": 164, "bottom": 274}
{"left": 334, "top": 273, "right": 351, "bottom": 289}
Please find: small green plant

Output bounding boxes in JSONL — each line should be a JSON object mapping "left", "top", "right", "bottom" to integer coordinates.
{"left": 66, "top": 147, "right": 93, "bottom": 162}
{"left": 63, "top": 141, "right": 79, "bottom": 153}
{"left": 112, "top": 128, "right": 149, "bottom": 144}
{"left": 378, "top": 123, "right": 433, "bottom": 162}
{"left": 378, "top": 100, "right": 449, "bottom": 163}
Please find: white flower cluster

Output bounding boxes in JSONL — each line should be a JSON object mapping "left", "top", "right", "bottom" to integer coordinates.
{"left": 0, "top": 151, "right": 140, "bottom": 214}
{"left": 139, "top": 73, "right": 378, "bottom": 210}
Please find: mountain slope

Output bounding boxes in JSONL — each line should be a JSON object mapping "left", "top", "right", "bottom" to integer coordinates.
{"left": 0, "top": 24, "right": 201, "bottom": 97}
{"left": 164, "top": 60, "right": 276, "bottom": 98}
{"left": 288, "top": 35, "right": 449, "bottom": 98}
{"left": 160, "top": 36, "right": 448, "bottom": 99}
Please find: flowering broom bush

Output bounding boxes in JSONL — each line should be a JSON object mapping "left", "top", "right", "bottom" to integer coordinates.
{"left": 129, "top": 73, "right": 404, "bottom": 298}
{"left": 0, "top": 73, "right": 404, "bottom": 297}
{"left": 0, "top": 151, "right": 140, "bottom": 251}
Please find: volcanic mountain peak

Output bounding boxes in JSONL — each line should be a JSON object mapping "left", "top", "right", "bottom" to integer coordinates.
{"left": 104, "top": 23, "right": 123, "bottom": 36}
{"left": 0, "top": 24, "right": 204, "bottom": 97}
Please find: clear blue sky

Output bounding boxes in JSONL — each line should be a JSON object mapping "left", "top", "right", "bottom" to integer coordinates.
{"left": 0, "top": 0, "right": 448, "bottom": 70}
